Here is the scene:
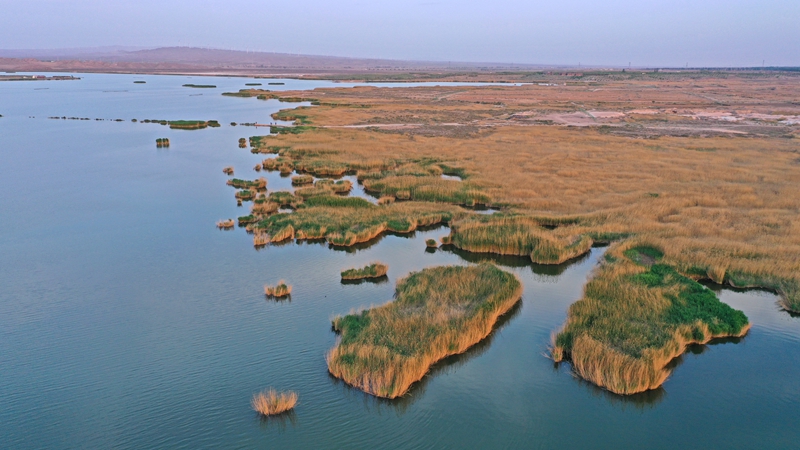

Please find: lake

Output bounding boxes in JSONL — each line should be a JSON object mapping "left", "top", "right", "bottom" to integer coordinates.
{"left": 1, "top": 73, "right": 798, "bottom": 449}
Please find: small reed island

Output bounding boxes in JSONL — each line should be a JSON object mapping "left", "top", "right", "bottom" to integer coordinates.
{"left": 168, "top": 120, "right": 219, "bottom": 130}
{"left": 222, "top": 166, "right": 234, "bottom": 175}
{"left": 264, "top": 281, "right": 292, "bottom": 298}
{"left": 251, "top": 389, "right": 297, "bottom": 416}
{"left": 327, "top": 264, "right": 521, "bottom": 398}
{"left": 155, "top": 138, "right": 170, "bottom": 148}
{"left": 341, "top": 262, "right": 388, "bottom": 281}
{"left": 182, "top": 83, "right": 217, "bottom": 88}
{"left": 216, "top": 219, "right": 234, "bottom": 229}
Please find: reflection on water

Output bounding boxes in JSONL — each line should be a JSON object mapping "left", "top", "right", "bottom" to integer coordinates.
{"left": 2, "top": 74, "right": 799, "bottom": 450}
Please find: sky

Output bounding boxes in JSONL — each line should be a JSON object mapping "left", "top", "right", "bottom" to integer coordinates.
{"left": 1, "top": 0, "right": 798, "bottom": 67}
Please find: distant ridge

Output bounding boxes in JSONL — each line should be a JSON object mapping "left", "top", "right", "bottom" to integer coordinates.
{"left": 0, "top": 46, "right": 549, "bottom": 72}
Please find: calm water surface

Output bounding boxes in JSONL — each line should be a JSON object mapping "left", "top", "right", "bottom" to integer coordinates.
{"left": 1, "top": 74, "right": 799, "bottom": 449}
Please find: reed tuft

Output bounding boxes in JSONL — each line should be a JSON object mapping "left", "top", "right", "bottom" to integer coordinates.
{"left": 251, "top": 389, "right": 297, "bottom": 416}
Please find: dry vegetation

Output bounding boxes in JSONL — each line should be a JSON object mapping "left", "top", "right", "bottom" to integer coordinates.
{"left": 341, "top": 262, "right": 388, "bottom": 280}
{"left": 224, "top": 71, "right": 800, "bottom": 393}
{"left": 216, "top": 219, "right": 234, "bottom": 229}
{"left": 251, "top": 199, "right": 461, "bottom": 246}
{"left": 328, "top": 264, "right": 521, "bottom": 398}
{"left": 251, "top": 389, "right": 298, "bottom": 416}
{"left": 231, "top": 73, "right": 800, "bottom": 313}
{"left": 445, "top": 215, "right": 593, "bottom": 264}
{"left": 264, "top": 281, "right": 292, "bottom": 298}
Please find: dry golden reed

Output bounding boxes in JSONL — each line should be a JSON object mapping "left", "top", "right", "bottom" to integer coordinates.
{"left": 264, "top": 280, "right": 292, "bottom": 298}
{"left": 327, "top": 264, "right": 521, "bottom": 398}
{"left": 251, "top": 389, "right": 297, "bottom": 416}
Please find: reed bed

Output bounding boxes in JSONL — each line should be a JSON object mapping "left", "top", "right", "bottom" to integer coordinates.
{"left": 251, "top": 389, "right": 297, "bottom": 416}
{"left": 327, "top": 264, "right": 521, "bottom": 398}
{"left": 446, "top": 216, "right": 593, "bottom": 264}
{"left": 262, "top": 157, "right": 294, "bottom": 173}
{"left": 341, "top": 262, "right": 389, "bottom": 280}
{"left": 253, "top": 201, "right": 461, "bottom": 247}
{"left": 216, "top": 219, "right": 234, "bottom": 229}
{"left": 363, "top": 175, "right": 490, "bottom": 206}
{"left": 426, "top": 239, "right": 438, "bottom": 248}
{"left": 264, "top": 281, "right": 293, "bottom": 298}
{"left": 168, "top": 120, "right": 208, "bottom": 130}
{"left": 227, "top": 178, "right": 267, "bottom": 190}
{"left": 551, "top": 241, "right": 750, "bottom": 395}
{"left": 291, "top": 174, "right": 314, "bottom": 185}
{"left": 251, "top": 201, "right": 279, "bottom": 215}
{"left": 268, "top": 191, "right": 300, "bottom": 208}
{"left": 315, "top": 179, "right": 352, "bottom": 193}
{"left": 222, "top": 166, "right": 234, "bottom": 175}
{"left": 235, "top": 190, "right": 255, "bottom": 201}
{"left": 294, "top": 186, "right": 332, "bottom": 198}
{"left": 155, "top": 138, "right": 170, "bottom": 148}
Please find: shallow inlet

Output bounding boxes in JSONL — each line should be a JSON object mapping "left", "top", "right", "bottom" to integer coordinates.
{"left": 1, "top": 73, "right": 799, "bottom": 449}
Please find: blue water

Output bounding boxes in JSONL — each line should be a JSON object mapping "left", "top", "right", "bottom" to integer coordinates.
{"left": 1, "top": 73, "right": 798, "bottom": 449}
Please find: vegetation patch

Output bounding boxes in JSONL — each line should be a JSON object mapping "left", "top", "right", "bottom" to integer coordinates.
{"left": 216, "top": 219, "right": 234, "bottom": 229}
{"left": 446, "top": 216, "right": 593, "bottom": 264}
{"left": 155, "top": 138, "right": 170, "bottom": 148}
{"left": 251, "top": 389, "right": 297, "bottom": 416}
{"left": 253, "top": 201, "right": 461, "bottom": 246}
{"left": 341, "top": 262, "right": 389, "bottom": 280}
{"left": 315, "top": 179, "right": 352, "bottom": 193}
{"left": 363, "top": 175, "right": 490, "bottom": 206}
{"left": 551, "top": 242, "right": 750, "bottom": 395}
{"left": 327, "top": 264, "right": 521, "bottom": 398}
{"left": 291, "top": 174, "right": 314, "bottom": 185}
{"left": 182, "top": 84, "right": 216, "bottom": 88}
{"left": 264, "top": 281, "right": 292, "bottom": 298}
{"left": 222, "top": 166, "right": 234, "bottom": 175}
{"left": 168, "top": 120, "right": 210, "bottom": 130}
{"left": 227, "top": 177, "right": 267, "bottom": 190}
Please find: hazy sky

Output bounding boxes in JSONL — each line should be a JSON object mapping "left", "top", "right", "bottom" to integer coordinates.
{"left": 1, "top": 0, "right": 798, "bottom": 66}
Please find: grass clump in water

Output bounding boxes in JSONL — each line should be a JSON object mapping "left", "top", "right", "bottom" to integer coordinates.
{"left": 264, "top": 281, "right": 292, "bottom": 298}
{"left": 341, "top": 262, "right": 389, "bottom": 280}
{"left": 183, "top": 84, "right": 216, "bottom": 88}
{"left": 327, "top": 264, "right": 521, "bottom": 398}
{"left": 235, "top": 190, "right": 255, "bottom": 201}
{"left": 292, "top": 174, "right": 314, "bottom": 185}
{"left": 223, "top": 166, "right": 234, "bottom": 175}
{"left": 227, "top": 178, "right": 267, "bottom": 190}
{"left": 315, "top": 179, "right": 352, "bottom": 193}
{"left": 216, "top": 219, "right": 234, "bottom": 229}
{"left": 168, "top": 120, "right": 209, "bottom": 130}
{"left": 551, "top": 241, "right": 750, "bottom": 395}
{"left": 251, "top": 389, "right": 297, "bottom": 416}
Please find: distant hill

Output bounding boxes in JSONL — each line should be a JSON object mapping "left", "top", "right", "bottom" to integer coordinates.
{"left": 0, "top": 46, "right": 546, "bottom": 74}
